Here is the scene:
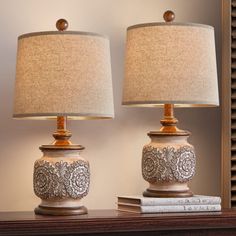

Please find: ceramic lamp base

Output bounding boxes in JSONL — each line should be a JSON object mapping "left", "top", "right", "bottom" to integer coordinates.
{"left": 33, "top": 145, "right": 90, "bottom": 216}
{"left": 142, "top": 131, "right": 196, "bottom": 198}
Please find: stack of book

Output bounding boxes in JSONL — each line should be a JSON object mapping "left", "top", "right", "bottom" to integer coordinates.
{"left": 117, "top": 195, "right": 221, "bottom": 213}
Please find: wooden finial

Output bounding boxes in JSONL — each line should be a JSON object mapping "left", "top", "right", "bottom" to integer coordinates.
{"left": 163, "top": 10, "right": 175, "bottom": 22}
{"left": 56, "top": 19, "right": 69, "bottom": 31}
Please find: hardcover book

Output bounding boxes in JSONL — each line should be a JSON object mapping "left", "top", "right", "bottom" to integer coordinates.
{"left": 117, "top": 203, "right": 221, "bottom": 213}
{"left": 117, "top": 195, "right": 221, "bottom": 206}
{"left": 117, "top": 195, "right": 221, "bottom": 214}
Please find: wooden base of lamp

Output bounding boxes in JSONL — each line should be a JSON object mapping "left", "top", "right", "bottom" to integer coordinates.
{"left": 33, "top": 116, "right": 90, "bottom": 216}
{"left": 35, "top": 205, "right": 87, "bottom": 216}
{"left": 143, "top": 188, "right": 193, "bottom": 198}
{"left": 142, "top": 104, "right": 196, "bottom": 198}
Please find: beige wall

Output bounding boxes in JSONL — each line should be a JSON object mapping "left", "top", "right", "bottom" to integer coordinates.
{"left": 0, "top": 0, "right": 221, "bottom": 211}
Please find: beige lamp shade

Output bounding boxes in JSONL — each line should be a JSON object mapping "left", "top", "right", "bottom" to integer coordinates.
{"left": 14, "top": 31, "right": 114, "bottom": 119}
{"left": 122, "top": 23, "right": 219, "bottom": 107}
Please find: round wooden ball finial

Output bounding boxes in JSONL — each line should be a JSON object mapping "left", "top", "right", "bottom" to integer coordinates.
{"left": 56, "top": 19, "right": 69, "bottom": 31}
{"left": 163, "top": 10, "right": 175, "bottom": 22}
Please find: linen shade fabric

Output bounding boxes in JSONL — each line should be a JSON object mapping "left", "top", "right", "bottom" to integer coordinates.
{"left": 122, "top": 22, "right": 219, "bottom": 107}
{"left": 13, "top": 31, "right": 114, "bottom": 119}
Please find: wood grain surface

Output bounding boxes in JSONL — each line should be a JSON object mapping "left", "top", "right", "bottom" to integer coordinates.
{"left": 0, "top": 209, "right": 235, "bottom": 235}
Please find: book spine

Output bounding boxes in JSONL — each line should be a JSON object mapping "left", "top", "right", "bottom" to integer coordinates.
{"left": 141, "top": 197, "right": 221, "bottom": 206}
{"left": 140, "top": 204, "right": 221, "bottom": 213}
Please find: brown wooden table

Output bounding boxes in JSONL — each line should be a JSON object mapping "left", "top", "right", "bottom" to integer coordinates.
{"left": 0, "top": 209, "right": 235, "bottom": 235}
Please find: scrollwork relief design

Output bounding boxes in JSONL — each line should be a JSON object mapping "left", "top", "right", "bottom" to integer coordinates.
{"left": 142, "top": 145, "right": 196, "bottom": 183}
{"left": 34, "top": 160, "right": 90, "bottom": 200}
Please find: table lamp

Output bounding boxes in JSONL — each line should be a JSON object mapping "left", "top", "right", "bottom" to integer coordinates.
{"left": 13, "top": 19, "right": 114, "bottom": 215}
{"left": 122, "top": 11, "right": 219, "bottom": 197}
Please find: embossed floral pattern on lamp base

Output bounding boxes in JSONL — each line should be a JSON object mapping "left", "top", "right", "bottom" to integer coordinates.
{"left": 33, "top": 148, "right": 90, "bottom": 215}
{"left": 142, "top": 132, "right": 196, "bottom": 198}
{"left": 34, "top": 160, "right": 89, "bottom": 200}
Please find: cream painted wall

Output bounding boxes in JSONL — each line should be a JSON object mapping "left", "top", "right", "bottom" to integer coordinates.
{"left": 0, "top": 0, "right": 221, "bottom": 211}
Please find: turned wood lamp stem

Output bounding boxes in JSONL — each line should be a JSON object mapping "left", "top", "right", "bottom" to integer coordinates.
{"left": 164, "top": 104, "right": 174, "bottom": 118}
{"left": 160, "top": 104, "right": 179, "bottom": 133}
{"left": 57, "top": 116, "right": 67, "bottom": 131}
{"left": 52, "top": 116, "right": 72, "bottom": 146}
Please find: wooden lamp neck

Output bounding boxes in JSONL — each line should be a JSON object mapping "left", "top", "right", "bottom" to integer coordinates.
{"left": 57, "top": 116, "right": 67, "bottom": 130}
{"left": 160, "top": 104, "right": 179, "bottom": 133}
{"left": 52, "top": 116, "right": 72, "bottom": 146}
